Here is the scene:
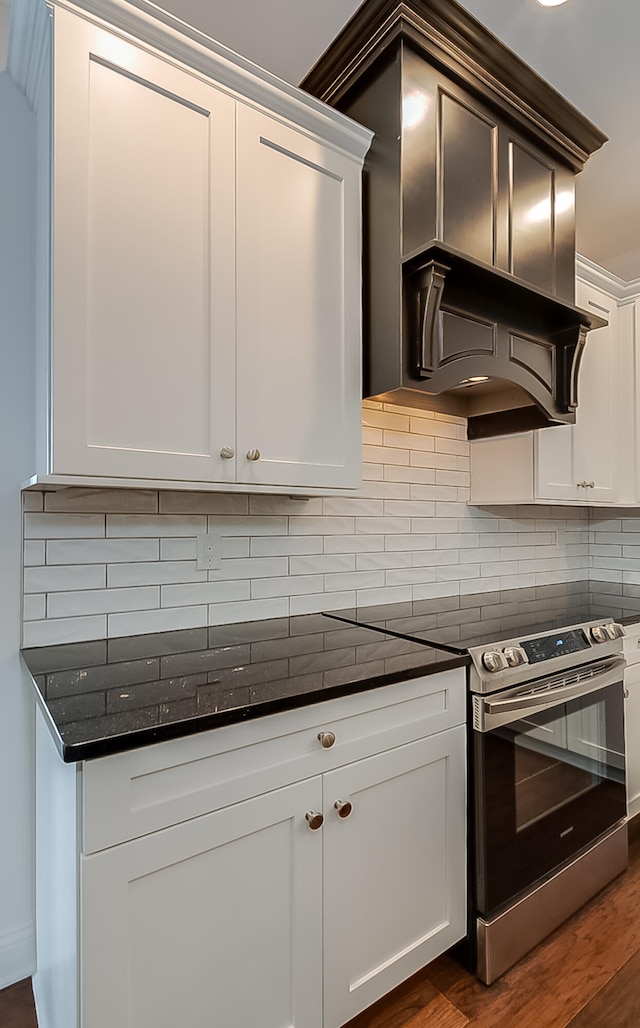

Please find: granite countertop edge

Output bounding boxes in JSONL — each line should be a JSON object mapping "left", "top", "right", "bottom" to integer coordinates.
{"left": 22, "top": 635, "right": 467, "bottom": 764}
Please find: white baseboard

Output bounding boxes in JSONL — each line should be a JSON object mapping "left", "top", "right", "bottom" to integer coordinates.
{"left": 0, "top": 921, "right": 35, "bottom": 991}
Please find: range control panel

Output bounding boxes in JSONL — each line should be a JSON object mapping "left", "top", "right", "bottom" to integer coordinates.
{"left": 469, "top": 619, "right": 626, "bottom": 693}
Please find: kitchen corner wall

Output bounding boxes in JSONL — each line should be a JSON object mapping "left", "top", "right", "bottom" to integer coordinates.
{"left": 21, "top": 401, "right": 591, "bottom": 647}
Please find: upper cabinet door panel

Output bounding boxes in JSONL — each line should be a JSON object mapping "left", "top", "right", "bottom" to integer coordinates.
{"left": 235, "top": 107, "right": 362, "bottom": 489}
{"left": 439, "top": 91, "right": 497, "bottom": 267}
{"left": 508, "top": 141, "right": 555, "bottom": 293}
{"left": 51, "top": 10, "right": 236, "bottom": 482}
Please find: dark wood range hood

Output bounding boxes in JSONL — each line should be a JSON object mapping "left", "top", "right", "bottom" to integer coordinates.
{"left": 301, "top": 0, "right": 608, "bottom": 439}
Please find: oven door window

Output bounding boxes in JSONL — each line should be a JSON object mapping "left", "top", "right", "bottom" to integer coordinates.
{"left": 474, "top": 683, "right": 626, "bottom": 917}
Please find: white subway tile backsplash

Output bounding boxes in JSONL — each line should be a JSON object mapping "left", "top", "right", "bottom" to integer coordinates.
{"left": 211, "top": 557, "right": 288, "bottom": 580}
{"left": 356, "top": 585, "right": 413, "bottom": 606}
{"left": 23, "top": 492, "right": 44, "bottom": 512}
{"left": 386, "top": 567, "right": 437, "bottom": 586}
{"left": 23, "top": 615, "right": 107, "bottom": 647}
{"left": 24, "top": 540, "right": 46, "bottom": 566}
{"left": 107, "top": 562, "right": 206, "bottom": 587}
{"left": 47, "top": 538, "right": 159, "bottom": 565}
{"left": 356, "top": 551, "right": 412, "bottom": 571}
{"left": 250, "top": 536, "right": 323, "bottom": 557}
{"left": 362, "top": 409, "right": 410, "bottom": 431}
{"left": 25, "top": 513, "right": 105, "bottom": 538}
{"left": 161, "top": 581, "right": 250, "bottom": 607}
{"left": 290, "top": 591, "right": 356, "bottom": 616}
{"left": 324, "top": 570, "right": 384, "bottom": 592}
{"left": 23, "top": 594, "right": 46, "bottom": 620}
{"left": 21, "top": 403, "right": 598, "bottom": 644}
{"left": 289, "top": 517, "right": 355, "bottom": 536}
{"left": 107, "top": 606, "right": 208, "bottom": 637}
{"left": 322, "top": 497, "right": 385, "bottom": 517}
{"left": 362, "top": 444, "right": 410, "bottom": 466}
{"left": 383, "top": 500, "right": 436, "bottom": 517}
{"left": 48, "top": 586, "right": 159, "bottom": 618}
{"left": 385, "top": 533, "right": 436, "bottom": 551}
{"left": 324, "top": 535, "right": 385, "bottom": 554}
{"left": 249, "top": 495, "right": 324, "bottom": 516}
{"left": 159, "top": 492, "right": 249, "bottom": 515}
{"left": 251, "top": 575, "right": 324, "bottom": 599}
{"left": 207, "top": 598, "right": 289, "bottom": 624}
{"left": 355, "top": 517, "right": 411, "bottom": 535}
{"left": 45, "top": 488, "right": 158, "bottom": 513}
{"left": 160, "top": 538, "right": 198, "bottom": 560}
{"left": 289, "top": 554, "right": 356, "bottom": 575}
{"left": 107, "top": 514, "right": 206, "bottom": 537}
{"left": 25, "top": 564, "right": 106, "bottom": 593}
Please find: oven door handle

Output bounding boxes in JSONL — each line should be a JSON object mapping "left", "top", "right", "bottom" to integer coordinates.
{"left": 475, "top": 657, "right": 625, "bottom": 732}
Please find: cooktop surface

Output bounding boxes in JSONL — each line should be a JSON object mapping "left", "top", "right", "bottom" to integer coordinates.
{"left": 325, "top": 580, "right": 640, "bottom": 654}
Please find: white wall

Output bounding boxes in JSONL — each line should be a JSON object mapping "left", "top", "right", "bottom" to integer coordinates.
{"left": 0, "top": 69, "right": 35, "bottom": 987}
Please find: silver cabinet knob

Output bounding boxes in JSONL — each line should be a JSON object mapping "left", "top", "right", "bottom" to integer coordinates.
{"left": 246, "top": 449, "right": 261, "bottom": 461}
{"left": 317, "top": 731, "right": 336, "bottom": 749}
{"left": 305, "top": 811, "right": 324, "bottom": 831}
{"left": 625, "top": 689, "right": 630, "bottom": 700}
{"left": 220, "top": 446, "right": 235, "bottom": 459}
{"left": 587, "top": 481, "right": 595, "bottom": 488}
{"left": 334, "top": 800, "right": 352, "bottom": 819}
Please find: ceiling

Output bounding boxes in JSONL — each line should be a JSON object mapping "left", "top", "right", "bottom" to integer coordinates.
{"left": 158, "top": 0, "right": 640, "bottom": 284}
{"left": 3, "top": 0, "right": 639, "bottom": 281}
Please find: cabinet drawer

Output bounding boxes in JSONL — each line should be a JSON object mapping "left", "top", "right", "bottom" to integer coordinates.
{"left": 82, "top": 669, "right": 465, "bottom": 853}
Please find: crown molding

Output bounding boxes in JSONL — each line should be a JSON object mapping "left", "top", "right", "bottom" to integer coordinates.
{"left": 576, "top": 254, "right": 640, "bottom": 302}
{"left": 7, "top": 0, "right": 50, "bottom": 108}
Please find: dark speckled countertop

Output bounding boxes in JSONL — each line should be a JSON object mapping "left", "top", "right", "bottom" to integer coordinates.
{"left": 22, "top": 612, "right": 467, "bottom": 762}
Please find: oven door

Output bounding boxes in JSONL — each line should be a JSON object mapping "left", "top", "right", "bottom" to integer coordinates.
{"left": 472, "top": 656, "right": 626, "bottom": 918}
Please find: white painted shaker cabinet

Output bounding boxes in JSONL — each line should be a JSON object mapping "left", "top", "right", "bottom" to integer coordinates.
{"left": 23, "top": 0, "right": 371, "bottom": 494}
{"left": 34, "top": 670, "right": 466, "bottom": 1028}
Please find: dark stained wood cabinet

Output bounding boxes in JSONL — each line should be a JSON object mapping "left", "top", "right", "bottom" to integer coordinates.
{"left": 302, "top": 0, "right": 608, "bottom": 437}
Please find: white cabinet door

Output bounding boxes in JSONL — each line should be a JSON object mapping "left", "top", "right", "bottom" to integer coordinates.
{"left": 536, "top": 281, "right": 618, "bottom": 504}
{"left": 235, "top": 106, "right": 362, "bottom": 490}
{"left": 81, "top": 777, "right": 323, "bottom": 1028}
{"left": 321, "top": 726, "right": 466, "bottom": 1028}
{"left": 51, "top": 9, "right": 237, "bottom": 484}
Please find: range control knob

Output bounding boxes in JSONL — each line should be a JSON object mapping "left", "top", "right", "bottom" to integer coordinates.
{"left": 503, "top": 646, "right": 527, "bottom": 668}
{"left": 606, "top": 623, "right": 626, "bottom": 640}
{"left": 482, "top": 650, "right": 508, "bottom": 673}
{"left": 590, "top": 625, "right": 609, "bottom": 644}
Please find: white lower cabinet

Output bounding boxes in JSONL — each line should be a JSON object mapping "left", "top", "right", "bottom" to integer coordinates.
{"left": 33, "top": 670, "right": 467, "bottom": 1028}
{"left": 82, "top": 778, "right": 324, "bottom": 1028}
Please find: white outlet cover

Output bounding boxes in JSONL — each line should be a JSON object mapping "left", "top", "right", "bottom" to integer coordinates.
{"left": 196, "top": 531, "right": 222, "bottom": 571}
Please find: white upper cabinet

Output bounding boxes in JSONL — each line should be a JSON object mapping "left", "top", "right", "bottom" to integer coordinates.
{"left": 20, "top": 0, "right": 371, "bottom": 494}
{"left": 470, "top": 274, "right": 621, "bottom": 506}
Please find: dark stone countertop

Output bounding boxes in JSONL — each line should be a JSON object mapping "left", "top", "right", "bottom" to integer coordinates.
{"left": 22, "top": 612, "right": 467, "bottom": 762}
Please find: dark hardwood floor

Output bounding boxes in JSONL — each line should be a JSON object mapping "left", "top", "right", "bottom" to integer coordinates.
{"left": 3, "top": 817, "right": 640, "bottom": 1026}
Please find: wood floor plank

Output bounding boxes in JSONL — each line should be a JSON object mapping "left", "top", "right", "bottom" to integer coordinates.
{"left": 344, "top": 969, "right": 469, "bottom": 1028}
{"left": 0, "top": 979, "right": 38, "bottom": 1028}
{"left": 566, "top": 948, "right": 640, "bottom": 1028}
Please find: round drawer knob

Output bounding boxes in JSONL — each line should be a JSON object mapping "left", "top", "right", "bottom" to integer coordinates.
{"left": 246, "top": 449, "right": 261, "bottom": 461}
{"left": 220, "top": 446, "right": 235, "bottom": 459}
{"left": 317, "top": 731, "right": 336, "bottom": 749}
{"left": 334, "top": 800, "right": 352, "bottom": 819}
{"left": 305, "top": 811, "right": 324, "bottom": 831}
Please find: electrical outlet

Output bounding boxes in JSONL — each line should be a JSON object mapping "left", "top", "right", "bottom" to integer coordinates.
{"left": 196, "top": 532, "right": 222, "bottom": 571}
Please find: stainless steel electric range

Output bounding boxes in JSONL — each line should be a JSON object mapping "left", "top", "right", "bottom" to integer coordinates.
{"left": 326, "top": 582, "right": 631, "bottom": 984}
